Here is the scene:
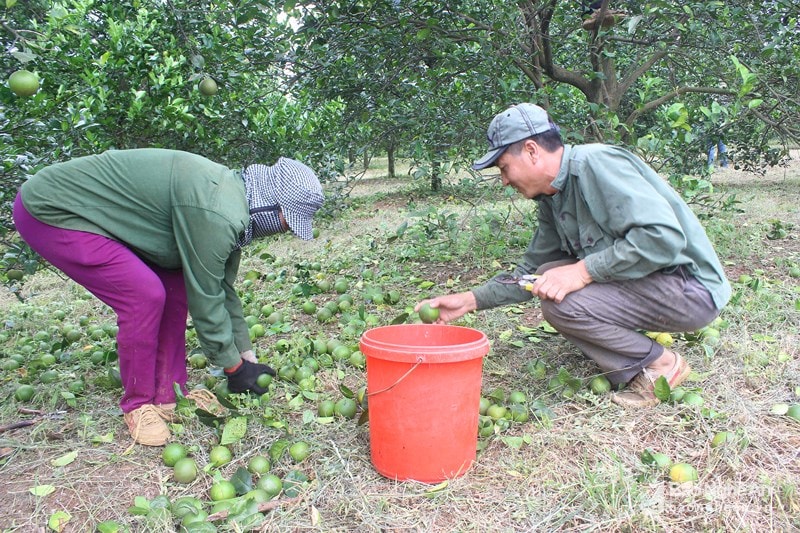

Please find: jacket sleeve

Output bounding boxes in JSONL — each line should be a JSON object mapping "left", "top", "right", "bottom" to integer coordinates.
{"left": 472, "top": 204, "right": 570, "bottom": 310}
{"left": 172, "top": 206, "right": 243, "bottom": 369}
{"left": 223, "top": 249, "right": 253, "bottom": 354}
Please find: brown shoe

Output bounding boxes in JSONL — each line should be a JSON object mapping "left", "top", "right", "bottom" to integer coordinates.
{"left": 612, "top": 353, "right": 691, "bottom": 408}
{"left": 154, "top": 403, "right": 178, "bottom": 422}
{"left": 124, "top": 405, "right": 171, "bottom": 446}
{"left": 186, "top": 389, "right": 225, "bottom": 414}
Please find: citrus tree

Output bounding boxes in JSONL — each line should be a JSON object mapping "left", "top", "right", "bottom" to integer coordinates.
{"left": 282, "top": 0, "right": 800, "bottom": 186}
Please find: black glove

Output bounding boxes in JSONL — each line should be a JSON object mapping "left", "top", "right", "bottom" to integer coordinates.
{"left": 225, "top": 359, "right": 276, "bottom": 394}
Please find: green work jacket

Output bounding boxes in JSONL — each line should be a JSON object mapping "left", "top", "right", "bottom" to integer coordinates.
{"left": 473, "top": 144, "right": 732, "bottom": 311}
{"left": 20, "top": 148, "right": 251, "bottom": 368}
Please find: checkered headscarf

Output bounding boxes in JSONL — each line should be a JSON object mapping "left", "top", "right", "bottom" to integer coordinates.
{"left": 238, "top": 157, "right": 324, "bottom": 248}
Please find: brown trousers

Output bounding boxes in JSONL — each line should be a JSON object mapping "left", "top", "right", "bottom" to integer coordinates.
{"left": 538, "top": 260, "right": 719, "bottom": 386}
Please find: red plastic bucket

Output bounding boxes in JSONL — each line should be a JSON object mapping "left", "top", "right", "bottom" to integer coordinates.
{"left": 359, "top": 324, "right": 490, "bottom": 483}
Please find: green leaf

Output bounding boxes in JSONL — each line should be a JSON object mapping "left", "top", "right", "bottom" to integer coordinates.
{"left": 500, "top": 436, "right": 525, "bottom": 449}
{"left": 96, "top": 521, "right": 124, "bottom": 533}
{"left": 29, "top": 484, "right": 56, "bottom": 497}
{"left": 269, "top": 439, "right": 290, "bottom": 462}
{"left": 48, "top": 510, "right": 71, "bottom": 532}
{"left": 7, "top": 0, "right": 19, "bottom": 9}
{"left": 220, "top": 416, "right": 248, "bottom": 445}
{"left": 51, "top": 450, "right": 78, "bottom": 467}
{"left": 653, "top": 375, "right": 671, "bottom": 402}
{"left": 230, "top": 466, "right": 253, "bottom": 495}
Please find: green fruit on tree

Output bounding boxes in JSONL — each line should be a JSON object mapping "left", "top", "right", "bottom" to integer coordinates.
{"left": 8, "top": 69, "right": 39, "bottom": 97}
{"left": 289, "top": 441, "right": 310, "bottom": 462}
{"left": 209, "top": 480, "right": 236, "bottom": 501}
{"left": 418, "top": 303, "right": 440, "bottom": 324}
{"left": 209, "top": 445, "right": 232, "bottom": 467}
{"left": 173, "top": 457, "right": 198, "bottom": 484}
{"left": 198, "top": 77, "right": 218, "bottom": 96}
{"left": 162, "top": 442, "right": 188, "bottom": 466}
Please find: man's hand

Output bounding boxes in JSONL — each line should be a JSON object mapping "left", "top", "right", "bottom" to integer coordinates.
{"left": 414, "top": 291, "right": 478, "bottom": 324}
{"left": 530, "top": 261, "right": 593, "bottom": 303}
{"left": 225, "top": 359, "right": 276, "bottom": 394}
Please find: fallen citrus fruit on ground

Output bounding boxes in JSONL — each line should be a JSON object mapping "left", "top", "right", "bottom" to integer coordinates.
{"left": 334, "top": 397, "right": 357, "bottom": 419}
{"left": 209, "top": 445, "right": 232, "bottom": 467}
{"left": 247, "top": 455, "right": 271, "bottom": 474}
{"left": 289, "top": 441, "right": 310, "bottom": 462}
{"left": 589, "top": 375, "right": 612, "bottom": 394}
{"left": 162, "top": 442, "right": 188, "bottom": 466}
{"left": 14, "top": 384, "right": 36, "bottom": 402}
{"left": 173, "top": 457, "right": 198, "bottom": 484}
{"left": 257, "top": 473, "right": 282, "bottom": 497}
{"left": 669, "top": 462, "right": 698, "bottom": 483}
{"left": 209, "top": 480, "right": 236, "bottom": 501}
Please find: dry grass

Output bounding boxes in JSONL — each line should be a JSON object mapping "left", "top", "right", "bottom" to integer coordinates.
{"left": 1, "top": 155, "right": 799, "bottom": 532}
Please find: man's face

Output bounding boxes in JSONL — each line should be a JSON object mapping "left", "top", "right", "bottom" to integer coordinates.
{"left": 495, "top": 141, "right": 551, "bottom": 199}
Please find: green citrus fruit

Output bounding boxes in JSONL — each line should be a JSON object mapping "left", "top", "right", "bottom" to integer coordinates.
{"left": 14, "top": 384, "right": 36, "bottom": 402}
{"left": 6, "top": 269, "right": 24, "bottom": 281}
{"left": 509, "top": 403, "right": 529, "bottom": 423}
{"left": 508, "top": 390, "right": 527, "bottom": 404}
{"left": 247, "top": 455, "right": 271, "bottom": 474}
{"left": 256, "top": 473, "right": 282, "bottom": 497}
{"left": 188, "top": 353, "right": 208, "bottom": 369}
{"left": 173, "top": 457, "right": 198, "bottom": 484}
{"left": 162, "top": 442, "right": 188, "bottom": 466}
{"left": 255, "top": 372, "right": 273, "bottom": 389}
{"left": 318, "top": 399, "right": 335, "bottom": 417}
{"left": 289, "top": 441, "right": 310, "bottom": 462}
{"left": 8, "top": 70, "right": 39, "bottom": 97}
{"left": 348, "top": 351, "right": 366, "bottom": 368}
{"left": 39, "top": 370, "right": 59, "bottom": 384}
{"left": 669, "top": 462, "right": 698, "bottom": 483}
{"left": 250, "top": 324, "right": 266, "bottom": 338}
{"left": 589, "top": 375, "right": 612, "bottom": 395}
{"left": 171, "top": 496, "right": 203, "bottom": 518}
{"left": 418, "top": 303, "right": 440, "bottom": 324}
{"left": 333, "top": 279, "right": 349, "bottom": 294}
{"left": 334, "top": 397, "right": 357, "bottom": 419}
{"left": 711, "top": 431, "right": 735, "bottom": 448}
{"left": 332, "top": 344, "right": 352, "bottom": 360}
{"left": 478, "top": 397, "right": 491, "bottom": 415}
{"left": 486, "top": 404, "right": 507, "bottom": 421}
{"left": 209, "top": 445, "right": 232, "bottom": 467}
{"left": 209, "top": 480, "right": 236, "bottom": 501}
{"left": 301, "top": 301, "right": 317, "bottom": 315}
{"left": 198, "top": 77, "right": 218, "bottom": 96}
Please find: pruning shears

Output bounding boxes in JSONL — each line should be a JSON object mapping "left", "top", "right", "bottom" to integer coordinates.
{"left": 494, "top": 273, "right": 541, "bottom": 291}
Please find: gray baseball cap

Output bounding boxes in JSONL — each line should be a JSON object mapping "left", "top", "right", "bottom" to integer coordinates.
{"left": 472, "top": 103, "right": 558, "bottom": 170}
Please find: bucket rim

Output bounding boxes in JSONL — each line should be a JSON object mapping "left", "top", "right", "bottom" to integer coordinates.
{"left": 359, "top": 323, "right": 490, "bottom": 363}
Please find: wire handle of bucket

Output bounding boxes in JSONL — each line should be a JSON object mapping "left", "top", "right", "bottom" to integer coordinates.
{"left": 366, "top": 356, "right": 424, "bottom": 397}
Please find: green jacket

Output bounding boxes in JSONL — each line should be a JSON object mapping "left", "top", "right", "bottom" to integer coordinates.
{"left": 473, "top": 144, "right": 731, "bottom": 311}
{"left": 20, "top": 148, "right": 252, "bottom": 368}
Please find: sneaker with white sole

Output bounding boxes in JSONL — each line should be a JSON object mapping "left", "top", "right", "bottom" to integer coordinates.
{"left": 124, "top": 404, "right": 171, "bottom": 446}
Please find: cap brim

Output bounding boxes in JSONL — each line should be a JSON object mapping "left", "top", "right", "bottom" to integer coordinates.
{"left": 472, "top": 146, "right": 508, "bottom": 170}
{"left": 283, "top": 210, "right": 314, "bottom": 240}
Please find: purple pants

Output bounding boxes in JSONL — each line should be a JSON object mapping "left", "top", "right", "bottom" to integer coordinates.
{"left": 13, "top": 194, "right": 188, "bottom": 412}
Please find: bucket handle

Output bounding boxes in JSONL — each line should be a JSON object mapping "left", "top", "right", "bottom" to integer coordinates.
{"left": 366, "top": 356, "right": 424, "bottom": 397}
